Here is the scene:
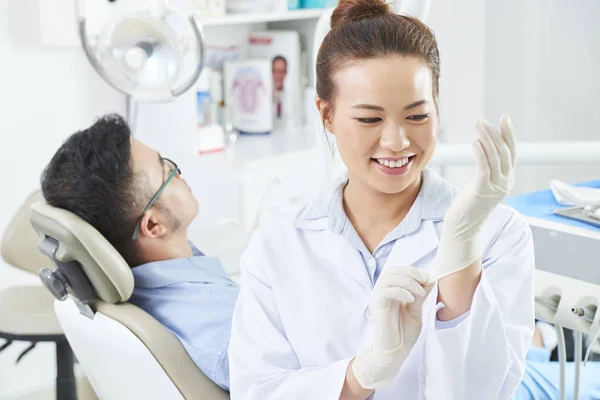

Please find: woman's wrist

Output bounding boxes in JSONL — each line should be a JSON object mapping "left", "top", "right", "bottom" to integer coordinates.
{"left": 436, "top": 259, "right": 482, "bottom": 321}
{"left": 340, "top": 359, "right": 374, "bottom": 400}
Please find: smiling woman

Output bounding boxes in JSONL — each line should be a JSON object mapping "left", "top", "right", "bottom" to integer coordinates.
{"left": 319, "top": 55, "right": 437, "bottom": 196}
{"left": 228, "top": 0, "right": 535, "bottom": 399}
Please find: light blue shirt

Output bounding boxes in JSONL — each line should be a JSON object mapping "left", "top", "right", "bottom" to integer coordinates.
{"left": 512, "top": 346, "right": 600, "bottom": 400}
{"left": 129, "top": 244, "right": 238, "bottom": 391}
{"left": 300, "top": 168, "right": 469, "bottom": 329}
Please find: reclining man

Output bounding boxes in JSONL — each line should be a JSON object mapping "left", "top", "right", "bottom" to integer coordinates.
{"left": 40, "top": 114, "right": 238, "bottom": 391}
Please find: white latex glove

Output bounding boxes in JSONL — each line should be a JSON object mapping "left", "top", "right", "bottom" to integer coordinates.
{"left": 431, "top": 115, "right": 517, "bottom": 281}
{"left": 353, "top": 266, "right": 429, "bottom": 389}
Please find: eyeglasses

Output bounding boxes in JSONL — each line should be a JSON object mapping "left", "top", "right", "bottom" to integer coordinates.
{"left": 131, "top": 158, "right": 181, "bottom": 240}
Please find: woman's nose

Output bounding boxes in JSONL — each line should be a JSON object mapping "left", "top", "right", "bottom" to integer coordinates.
{"left": 379, "top": 125, "right": 410, "bottom": 152}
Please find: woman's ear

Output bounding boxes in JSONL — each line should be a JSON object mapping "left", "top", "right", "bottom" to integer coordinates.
{"left": 315, "top": 97, "right": 334, "bottom": 134}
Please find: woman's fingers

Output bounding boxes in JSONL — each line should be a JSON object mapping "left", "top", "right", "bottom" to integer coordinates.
{"left": 383, "top": 265, "right": 429, "bottom": 285}
{"left": 383, "top": 275, "right": 426, "bottom": 297}
{"left": 500, "top": 114, "right": 517, "bottom": 170}
{"left": 381, "top": 287, "right": 415, "bottom": 304}
{"left": 472, "top": 138, "right": 490, "bottom": 183}
{"left": 484, "top": 119, "right": 512, "bottom": 177}
{"left": 476, "top": 120, "right": 502, "bottom": 182}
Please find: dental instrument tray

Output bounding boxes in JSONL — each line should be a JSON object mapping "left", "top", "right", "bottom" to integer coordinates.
{"left": 553, "top": 206, "right": 600, "bottom": 228}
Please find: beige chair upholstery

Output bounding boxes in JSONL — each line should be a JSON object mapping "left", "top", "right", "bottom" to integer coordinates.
{"left": 30, "top": 200, "right": 229, "bottom": 400}
{"left": 1, "top": 191, "right": 79, "bottom": 399}
{"left": 0, "top": 191, "right": 62, "bottom": 336}
{"left": 30, "top": 201, "right": 133, "bottom": 304}
{"left": 1, "top": 191, "right": 54, "bottom": 275}
{"left": 0, "top": 286, "right": 62, "bottom": 336}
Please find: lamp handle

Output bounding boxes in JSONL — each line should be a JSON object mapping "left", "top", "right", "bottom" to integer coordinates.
{"left": 171, "top": 15, "right": 206, "bottom": 97}
{"left": 77, "top": 18, "right": 130, "bottom": 97}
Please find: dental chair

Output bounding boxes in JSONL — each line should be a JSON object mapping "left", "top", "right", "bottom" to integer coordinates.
{"left": 29, "top": 200, "right": 230, "bottom": 400}
{"left": 0, "top": 191, "right": 79, "bottom": 399}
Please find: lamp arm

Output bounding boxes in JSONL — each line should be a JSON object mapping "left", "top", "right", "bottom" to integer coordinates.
{"left": 171, "top": 16, "right": 205, "bottom": 97}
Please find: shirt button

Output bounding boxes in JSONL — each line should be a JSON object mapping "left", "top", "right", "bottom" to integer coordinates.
{"left": 368, "top": 257, "right": 376, "bottom": 267}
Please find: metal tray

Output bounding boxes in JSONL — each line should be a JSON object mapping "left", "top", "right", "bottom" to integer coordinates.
{"left": 553, "top": 206, "right": 600, "bottom": 228}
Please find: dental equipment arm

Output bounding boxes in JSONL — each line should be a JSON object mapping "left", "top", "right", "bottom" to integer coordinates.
{"left": 556, "top": 324, "right": 567, "bottom": 400}
{"left": 432, "top": 115, "right": 516, "bottom": 320}
{"left": 575, "top": 331, "right": 582, "bottom": 400}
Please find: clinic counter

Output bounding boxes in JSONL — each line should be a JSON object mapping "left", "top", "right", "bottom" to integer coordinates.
{"left": 194, "top": 129, "right": 319, "bottom": 168}
{"left": 505, "top": 183, "right": 600, "bottom": 285}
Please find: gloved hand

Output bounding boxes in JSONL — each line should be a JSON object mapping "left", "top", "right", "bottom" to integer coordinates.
{"left": 430, "top": 115, "right": 517, "bottom": 281}
{"left": 353, "top": 266, "right": 429, "bottom": 389}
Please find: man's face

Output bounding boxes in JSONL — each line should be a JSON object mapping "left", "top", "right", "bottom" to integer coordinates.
{"left": 272, "top": 58, "right": 287, "bottom": 91}
{"left": 130, "top": 138, "right": 199, "bottom": 238}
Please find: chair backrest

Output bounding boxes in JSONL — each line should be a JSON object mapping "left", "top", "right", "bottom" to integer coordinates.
{"left": 1, "top": 191, "right": 54, "bottom": 274}
{"left": 29, "top": 200, "right": 229, "bottom": 400}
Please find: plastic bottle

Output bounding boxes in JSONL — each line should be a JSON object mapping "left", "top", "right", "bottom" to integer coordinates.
{"left": 196, "top": 67, "right": 212, "bottom": 127}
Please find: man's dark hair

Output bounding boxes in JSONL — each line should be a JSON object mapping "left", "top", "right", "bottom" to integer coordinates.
{"left": 272, "top": 55, "right": 288, "bottom": 68}
{"left": 41, "top": 114, "right": 146, "bottom": 266}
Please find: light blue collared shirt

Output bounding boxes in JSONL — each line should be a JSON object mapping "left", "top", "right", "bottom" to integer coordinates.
{"left": 129, "top": 244, "right": 238, "bottom": 391}
{"left": 296, "top": 168, "right": 469, "bottom": 329}
{"left": 512, "top": 346, "right": 600, "bottom": 400}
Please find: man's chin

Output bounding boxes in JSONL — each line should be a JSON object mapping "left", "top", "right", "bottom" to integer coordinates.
{"left": 191, "top": 200, "right": 200, "bottom": 220}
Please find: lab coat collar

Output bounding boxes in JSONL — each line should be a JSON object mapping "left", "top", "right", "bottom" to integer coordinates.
{"left": 297, "top": 168, "right": 456, "bottom": 291}
{"left": 318, "top": 219, "right": 440, "bottom": 291}
{"left": 293, "top": 167, "right": 457, "bottom": 232}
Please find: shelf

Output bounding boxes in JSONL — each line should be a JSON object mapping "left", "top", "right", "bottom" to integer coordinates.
{"left": 196, "top": 8, "right": 331, "bottom": 27}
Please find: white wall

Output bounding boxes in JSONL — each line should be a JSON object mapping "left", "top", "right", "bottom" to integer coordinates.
{"left": 426, "top": 0, "right": 487, "bottom": 186}
{"left": 0, "top": 0, "right": 125, "bottom": 396}
{"left": 485, "top": 0, "right": 600, "bottom": 194}
{"left": 427, "top": 0, "right": 600, "bottom": 193}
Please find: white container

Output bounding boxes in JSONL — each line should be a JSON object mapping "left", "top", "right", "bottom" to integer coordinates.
{"left": 190, "top": 0, "right": 211, "bottom": 17}
{"left": 209, "top": 0, "right": 226, "bottom": 16}
{"left": 195, "top": 67, "right": 225, "bottom": 154}
{"left": 224, "top": 60, "right": 273, "bottom": 135}
{"left": 196, "top": 67, "right": 212, "bottom": 127}
{"left": 226, "top": 0, "right": 272, "bottom": 14}
{"left": 196, "top": 124, "right": 225, "bottom": 154}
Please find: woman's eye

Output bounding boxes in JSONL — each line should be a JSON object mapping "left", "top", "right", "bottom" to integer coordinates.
{"left": 408, "top": 114, "right": 430, "bottom": 121}
{"left": 357, "top": 118, "right": 382, "bottom": 124}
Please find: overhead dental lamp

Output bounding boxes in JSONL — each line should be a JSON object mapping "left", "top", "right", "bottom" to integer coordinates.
{"left": 75, "top": 0, "right": 206, "bottom": 128}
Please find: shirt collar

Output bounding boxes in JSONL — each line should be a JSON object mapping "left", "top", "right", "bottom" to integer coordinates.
{"left": 189, "top": 241, "right": 204, "bottom": 257}
{"left": 294, "top": 167, "right": 457, "bottom": 233}
{"left": 132, "top": 243, "right": 232, "bottom": 289}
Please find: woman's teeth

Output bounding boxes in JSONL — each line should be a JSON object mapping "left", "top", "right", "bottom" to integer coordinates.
{"left": 376, "top": 157, "right": 410, "bottom": 168}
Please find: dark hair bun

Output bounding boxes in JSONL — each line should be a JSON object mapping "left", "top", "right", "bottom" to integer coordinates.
{"left": 331, "top": 0, "right": 392, "bottom": 29}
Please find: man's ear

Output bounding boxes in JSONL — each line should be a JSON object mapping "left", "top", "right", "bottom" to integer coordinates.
{"left": 315, "top": 97, "right": 334, "bottom": 134}
{"left": 138, "top": 210, "right": 167, "bottom": 239}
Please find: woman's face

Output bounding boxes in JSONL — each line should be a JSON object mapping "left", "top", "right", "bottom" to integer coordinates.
{"left": 318, "top": 55, "right": 438, "bottom": 195}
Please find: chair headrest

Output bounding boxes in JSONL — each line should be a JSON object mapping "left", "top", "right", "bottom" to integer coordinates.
{"left": 29, "top": 201, "right": 134, "bottom": 304}
{"left": 1, "top": 191, "right": 54, "bottom": 275}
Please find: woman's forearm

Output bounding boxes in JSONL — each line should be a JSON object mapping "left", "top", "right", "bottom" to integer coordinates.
{"left": 340, "top": 359, "right": 374, "bottom": 400}
{"left": 436, "top": 259, "right": 482, "bottom": 321}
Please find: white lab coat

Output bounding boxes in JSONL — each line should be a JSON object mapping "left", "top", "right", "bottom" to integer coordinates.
{"left": 229, "top": 169, "right": 535, "bottom": 399}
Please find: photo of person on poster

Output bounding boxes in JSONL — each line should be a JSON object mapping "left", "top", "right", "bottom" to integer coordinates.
{"left": 272, "top": 55, "right": 288, "bottom": 119}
